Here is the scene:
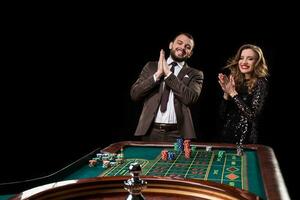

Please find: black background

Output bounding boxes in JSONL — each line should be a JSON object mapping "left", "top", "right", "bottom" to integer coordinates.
{"left": 1, "top": 4, "right": 298, "bottom": 199}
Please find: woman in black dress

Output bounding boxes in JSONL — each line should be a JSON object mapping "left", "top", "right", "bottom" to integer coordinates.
{"left": 218, "top": 44, "right": 269, "bottom": 152}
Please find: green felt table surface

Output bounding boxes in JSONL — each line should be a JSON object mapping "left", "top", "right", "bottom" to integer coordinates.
{"left": 1, "top": 141, "right": 290, "bottom": 200}
{"left": 65, "top": 146, "right": 265, "bottom": 199}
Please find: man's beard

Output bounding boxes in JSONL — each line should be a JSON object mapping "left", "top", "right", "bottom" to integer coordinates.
{"left": 170, "top": 49, "right": 188, "bottom": 62}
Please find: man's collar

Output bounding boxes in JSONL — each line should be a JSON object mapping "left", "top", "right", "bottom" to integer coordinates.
{"left": 167, "top": 57, "right": 184, "bottom": 69}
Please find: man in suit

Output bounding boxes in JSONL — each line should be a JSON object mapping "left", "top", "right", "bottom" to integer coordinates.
{"left": 130, "top": 33, "right": 204, "bottom": 142}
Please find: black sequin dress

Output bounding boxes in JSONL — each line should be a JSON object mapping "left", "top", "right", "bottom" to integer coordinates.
{"left": 219, "top": 78, "right": 268, "bottom": 145}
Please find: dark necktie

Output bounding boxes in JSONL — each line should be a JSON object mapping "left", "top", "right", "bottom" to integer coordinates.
{"left": 160, "top": 62, "right": 177, "bottom": 112}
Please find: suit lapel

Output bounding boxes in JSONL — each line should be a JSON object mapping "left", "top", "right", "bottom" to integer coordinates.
{"left": 177, "top": 64, "right": 192, "bottom": 80}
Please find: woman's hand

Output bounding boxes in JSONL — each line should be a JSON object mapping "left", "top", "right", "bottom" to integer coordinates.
{"left": 218, "top": 73, "right": 238, "bottom": 98}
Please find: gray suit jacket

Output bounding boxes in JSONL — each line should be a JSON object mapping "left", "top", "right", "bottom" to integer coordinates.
{"left": 130, "top": 61, "right": 204, "bottom": 139}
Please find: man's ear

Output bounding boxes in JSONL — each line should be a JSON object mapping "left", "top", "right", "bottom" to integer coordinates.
{"left": 188, "top": 50, "right": 193, "bottom": 58}
{"left": 169, "top": 42, "right": 173, "bottom": 50}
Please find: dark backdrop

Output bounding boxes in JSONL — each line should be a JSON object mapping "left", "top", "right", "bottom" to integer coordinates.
{"left": 1, "top": 5, "right": 298, "bottom": 199}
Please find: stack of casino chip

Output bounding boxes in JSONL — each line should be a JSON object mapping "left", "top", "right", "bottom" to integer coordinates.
{"left": 173, "top": 143, "right": 179, "bottom": 152}
{"left": 102, "top": 160, "right": 110, "bottom": 168}
{"left": 184, "top": 139, "right": 191, "bottom": 159}
{"left": 88, "top": 159, "right": 97, "bottom": 167}
{"left": 116, "top": 153, "right": 124, "bottom": 164}
{"left": 119, "top": 148, "right": 124, "bottom": 159}
{"left": 174, "top": 137, "right": 184, "bottom": 153}
{"left": 161, "top": 149, "right": 168, "bottom": 161}
{"left": 167, "top": 151, "right": 176, "bottom": 161}
{"left": 184, "top": 139, "right": 191, "bottom": 149}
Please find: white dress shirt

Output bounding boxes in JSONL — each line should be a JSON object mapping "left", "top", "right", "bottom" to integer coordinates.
{"left": 154, "top": 57, "right": 184, "bottom": 124}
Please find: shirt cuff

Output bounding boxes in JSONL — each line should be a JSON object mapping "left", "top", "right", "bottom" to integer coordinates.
{"left": 153, "top": 74, "right": 158, "bottom": 82}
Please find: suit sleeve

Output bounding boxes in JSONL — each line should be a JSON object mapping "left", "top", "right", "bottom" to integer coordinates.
{"left": 232, "top": 79, "right": 268, "bottom": 120}
{"left": 130, "top": 62, "right": 160, "bottom": 101}
{"left": 166, "top": 69, "right": 204, "bottom": 106}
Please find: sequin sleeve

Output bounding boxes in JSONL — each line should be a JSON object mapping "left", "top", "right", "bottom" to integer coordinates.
{"left": 219, "top": 96, "right": 229, "bottom": 120}
{"left": 232, "top": 78, "right": 268, "bottom": 120}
